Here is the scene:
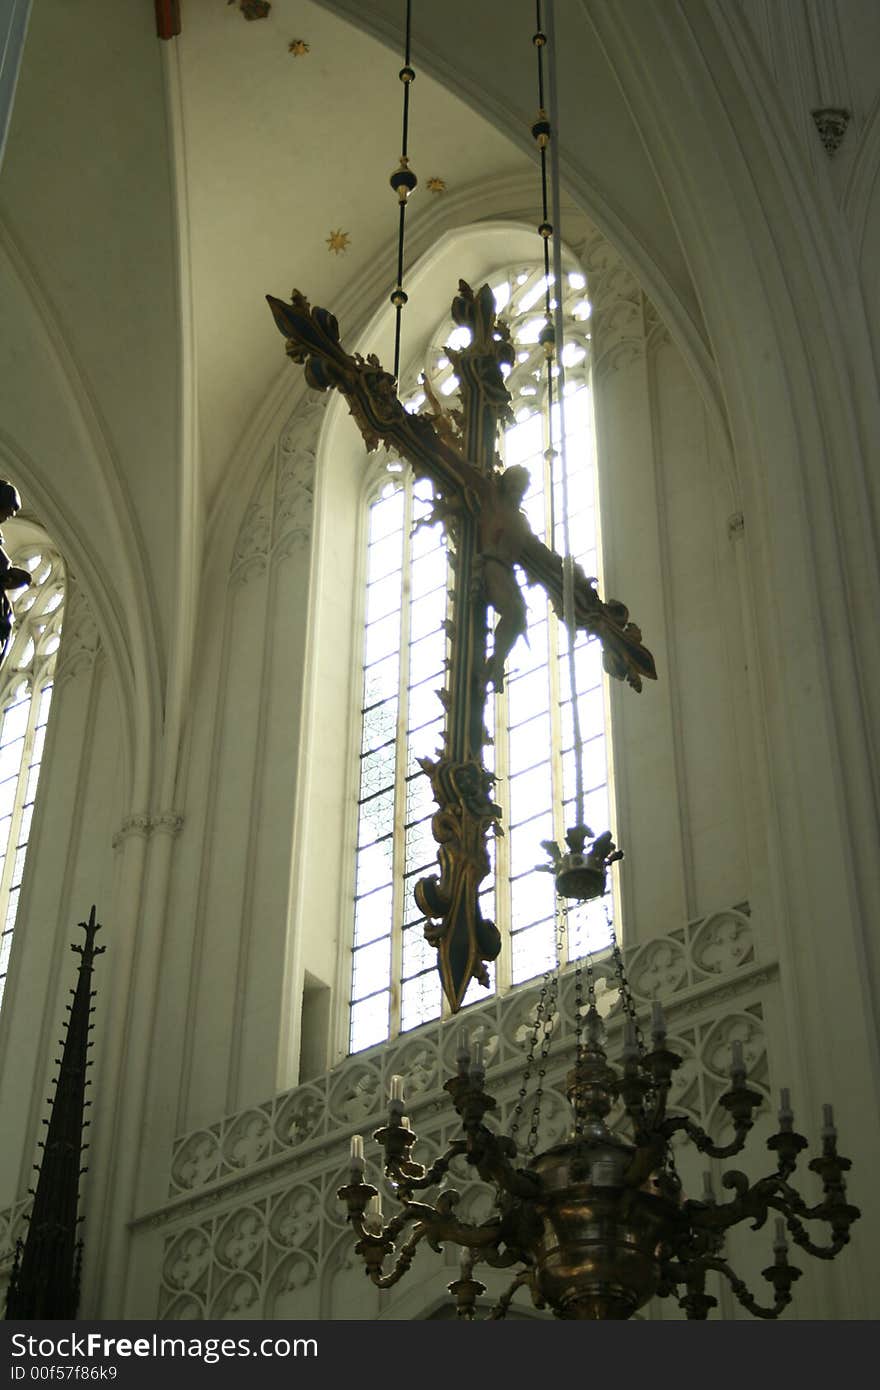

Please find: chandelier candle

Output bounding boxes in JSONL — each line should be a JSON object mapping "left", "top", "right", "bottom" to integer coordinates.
{"left": 650, "top": 999, "right": 667, "bottom": 1046}
{"left": 350, "top": 1134, "right": 365, "bottom": 1173}
{"left": 778, "top": 1089, "right": 794, "bottom": 1131}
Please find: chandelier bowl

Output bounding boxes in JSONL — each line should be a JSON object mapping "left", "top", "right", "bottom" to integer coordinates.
{"left": 528, "top": 1136, "right": 681, "bottom": 1319}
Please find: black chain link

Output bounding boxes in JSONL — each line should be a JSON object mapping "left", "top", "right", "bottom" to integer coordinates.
{"left": 605, "top": 901, "right": 647, "bottom": 1055}
{"left": 509, "top": 974, "right": 549, "bottom": 1142}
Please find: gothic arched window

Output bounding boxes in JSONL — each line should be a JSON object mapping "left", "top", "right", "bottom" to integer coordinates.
{"left": 0, "top": 535, "right": 64, "bottom": 1013}
{"left": 349, "top": 264, "right": 614, "bottom": 1053}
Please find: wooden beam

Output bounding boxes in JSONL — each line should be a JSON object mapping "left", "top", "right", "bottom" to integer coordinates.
{"left": 155, "top": 0, "right": 181, "bottom": 40}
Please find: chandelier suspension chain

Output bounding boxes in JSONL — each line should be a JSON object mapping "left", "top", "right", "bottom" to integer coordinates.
{"left": 605, "top": 901, "right": 648, "bottom": 1055}
{"left": 389, "top": 0, "right": 417, "bottom": 383}
{"left": 532, "top": 0, "right": 586, "bottom": 830}
{"left": 508, "top": 967, "right": 551, "bottom": 1143}
{"left": 525, "top": 903, "right": 566, "bottom": 1154}
{"left": 545, "top": 0, "right": 585, "bottom": 830}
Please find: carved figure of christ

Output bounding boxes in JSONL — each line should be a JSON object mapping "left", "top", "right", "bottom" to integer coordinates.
{"left": 267, "top": 280, "right": 656, "bottom": 1012}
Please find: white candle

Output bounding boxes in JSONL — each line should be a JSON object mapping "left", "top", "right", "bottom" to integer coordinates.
{"left": 651, "top": 1001, "right": 666, "bottom": 1044}
{"left": 778, "top": 1088, "right": 793, "bottom": 1130}
{"left": 773, "top": 1218, "right": 788, "bottom": 1255}
{"left": 731, "top": 1040, "right": 745, "bottom": 1075}
{"left": 366, "top": 1193, "right": 383, "bottom": 1232}
{"left": 471, "top": 1039, "right": 485, "bottom": 1072}
{"left": 389, "top": 1074, "right": 405, "bottom": 1102}
{"left": 457, "top": 1028, "right": 470, "bottom": 1068}
{"left": 702, "top": 1171, "right": 715, "bottom": 1203}
{"left": 350, "top": 1134, "right": 364, "bottom": 1164}
{"left": 822, "top": 1103, "right": 836, "bottom": 1140}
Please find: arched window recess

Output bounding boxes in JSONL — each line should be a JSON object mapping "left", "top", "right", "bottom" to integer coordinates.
{"left": 348, "top": 260, "right": 616, "bottom": 1054}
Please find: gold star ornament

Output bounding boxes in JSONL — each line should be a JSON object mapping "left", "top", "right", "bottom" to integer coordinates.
{"left": 288, "top": 39, "right": 310, "bottom": 56}
{"left": 427, "top": 177, "right": 447, "bottom": 194}
{"left": 326, "top": 230, "right": 351, "bottom": 255}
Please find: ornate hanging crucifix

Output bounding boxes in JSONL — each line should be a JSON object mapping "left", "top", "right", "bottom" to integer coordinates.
{"left": 267, "top": 280, "right": 656, "bottom": 1012}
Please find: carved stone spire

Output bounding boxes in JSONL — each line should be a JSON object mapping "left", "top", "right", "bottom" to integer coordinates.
{"left": 5, "top": 908, "right": 105, "bottom": 1319}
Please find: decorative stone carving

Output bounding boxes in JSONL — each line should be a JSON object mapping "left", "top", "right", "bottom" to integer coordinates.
{"left": 111, "top": 813, "right": 153, "bottom": 850}
{"left": 153, "top": 812, "right": 185, "bottom": 838}
{"left": 582, "top": 233, "right": 645, "bottom": 382}
{"left": 270, "top": 1186, "right": 320, "bottom": 1252}
{"left": 171, "top": 1131, "right": 221, "bottom": 1191}
{"left": 228, "top": 394, "right": 327, "bottom": 585}
{"left": 329, "top": 1063, "right": 382, "bottom": 1127}
{"left": 702, "top": 1011, "right": 765, "bottom": 1082}
{"left": 663, "top": 1040, "right": 701, "bottom": 1115}
{"left": 628, "top": 937, "right": 688, "bottom": 998}
{"left": 266, "top": 1253, "right": 316, "bottom": 1315}
{"left": 386, "top": 1042, "right": 439, "bottom": 1101}
{"left": 273, "top": 396, "right": 326, "bottom": 557}
{"left": 230, "top": 501, "right": 271, "bottom": 586}
{"left": 275, "top": 1087, "right": 324, "bottom": 1147}
{"left": 163, "top": 1227, "right": 212, "bottom": 1292}
{"left": 53, "top": 578, "right": 99, "bottom": 687}
{"left": 692, "top": 910, "right": 754, "bottom": 976}
{"left": 211, "top": 1271, "right": 262, "bottom": 1320}
{"left": 811, "top": 108, "right": 850, "bottom": 157}
{"left": 161, "top": 1293, "right": 204, "bottom": 1320}
{"left": 643, "top": 298, "right": 671, "bottom": 351}
{"left": 504, "top": 995, "right": 560, "bottom": 1050}
{"left": 111, "top": 810, "right": 184, "bottom": 849}
{"left": 223, "top": 1110, "right": 271, "bottom": 1170}
{"left": 215, "top": 1206, "right": 265, "bottom": 1272}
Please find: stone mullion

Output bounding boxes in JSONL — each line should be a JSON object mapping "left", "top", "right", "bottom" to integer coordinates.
{"left": 389, "top": 476, "right": 415, "bottom": 1038}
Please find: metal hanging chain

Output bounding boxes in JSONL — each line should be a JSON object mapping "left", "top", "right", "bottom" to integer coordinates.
{"left": 604, "top": 901, "right": 647, "bottom": 1055}
{"left": 510, "top": 895, "right": 566, "bottom": 1148}
{"left": 389, "top": 0, "right": 417, "bottom": 382}
{"left": 524, "top": 900, "right": 566, "bottom": 1155}
{"left": 532, "top": 2, "right": 586, "bottom": 831}
{"left": 509, "top": 970, "right": 551, "bottom": 1143}
{"left": 570, "top": 901, "right": 598, "bottom": 1137}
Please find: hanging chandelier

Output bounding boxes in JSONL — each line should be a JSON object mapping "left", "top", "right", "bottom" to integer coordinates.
{"left": 338, "top": 943, "right": 860, "bottom": 1319}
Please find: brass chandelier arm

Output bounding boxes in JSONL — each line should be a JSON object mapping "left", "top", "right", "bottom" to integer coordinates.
{"left": 699, "top": 1256, "right": 798, "bottom": 1321}
{"left": 684, "top": 1164, "right": 859, "bottom": 1257}
{"left": 381, "top": 1138, "right": 469, "bottom": 1199}
{"left": 661, "top": 1106, "right": 759, "bottom": 1160}
{"left": 443, "top": 1073, "right": 542, "bottom": 1200}
{"left": 489, "top": 1269, "right": 533, "bottom": 1320}
{"left": 776, "top": 1210, "right": 852, "bottom": 1261}
{"left": 362, "top": 1221, "right": 428, "bottom": 1290}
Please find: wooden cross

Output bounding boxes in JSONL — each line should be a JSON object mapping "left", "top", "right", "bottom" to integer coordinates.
{"left": 267, "top": 280, "right": 656, "bottom": 1012}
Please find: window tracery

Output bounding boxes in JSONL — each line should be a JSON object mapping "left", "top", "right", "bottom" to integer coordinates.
{"left": 0, "top": 537, "right": 64, "bottom": 1013}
